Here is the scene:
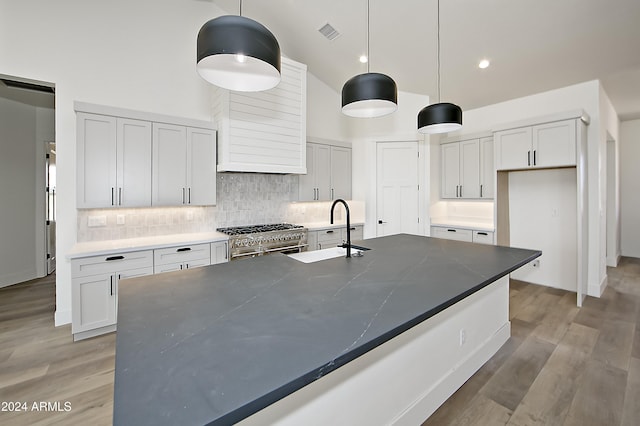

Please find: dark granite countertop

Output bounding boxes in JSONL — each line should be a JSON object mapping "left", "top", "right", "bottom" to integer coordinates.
{"left": 113, "top": 234, "right": 540, "bottom": 425}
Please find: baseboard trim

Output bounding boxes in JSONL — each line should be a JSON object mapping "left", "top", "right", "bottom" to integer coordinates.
{"left": 588, "top": 275, "right": 608, "bottom": 298}
{"left": 54, "top": 309, "right": 72, "bottom": 327}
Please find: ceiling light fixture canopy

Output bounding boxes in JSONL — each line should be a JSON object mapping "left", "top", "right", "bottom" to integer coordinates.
{"left": 196, "top": 1, "right": 281, "bottom": 92}
{"left": 417, "top": 0, "right": 462, "bottom": 134}
{"left": 341, "top": 0, "right": 397, "bottom": 118}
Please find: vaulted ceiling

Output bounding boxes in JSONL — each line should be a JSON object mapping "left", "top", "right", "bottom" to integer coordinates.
{"left": 210, "top": 0, "right": 640, "bottom": 120}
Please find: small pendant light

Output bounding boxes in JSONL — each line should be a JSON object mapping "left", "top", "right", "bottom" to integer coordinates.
{"left": 196, "top": 0, "right": 281, "bottom": 92}
{"left": 417, "top": 0, "right": 462, "bottom": 134}
{"left": 342, "top": 0, "right": 398, "bottom": 118}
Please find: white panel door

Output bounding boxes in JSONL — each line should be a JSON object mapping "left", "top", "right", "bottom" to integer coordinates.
{"left": 73, "top": 273, "right": 115, "bottom": 333}
{"left": 117, "top": 118, "right": 152, "bottom": 207}
{"left": 479, "top": 137, "right": 494, "bottom": 199}
{"left": 441, "top": 143, "right": 460, "bottom": 199}
{"left": 495, "top": 127, "right": 532, "bottom": 170}
{"left": 211, "top": 241, "right": 229, "bottom": 264}
{"left": 330, "top": 146, "right": 352, "bottom": 200}
{"left": 533, "top": 120, "right": 576, "bottom": 168}
{"left": 187, "top": 127, "right": 217, "bottom": 205}
{"left": 153, "top": 123, "right": 187, "bottom": 205}
{"left": 376, "top": 141, "right": 420, "bottom": 237}
{"left": 77, "top": 113, "right": 117, "bottom": 207}
{"left": 460, "top": 139, "right": 480, "bottom": 198}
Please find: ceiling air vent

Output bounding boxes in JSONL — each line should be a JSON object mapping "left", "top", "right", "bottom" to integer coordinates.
{"left": 318, "top": 23, "right": 340, "bottom": 41}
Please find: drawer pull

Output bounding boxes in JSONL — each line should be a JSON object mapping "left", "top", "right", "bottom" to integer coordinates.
{"left": 447, "top": 229, "right": 457, "bottom": 232}
{"left": 326, "top": 230, "right": 334, "bottom": 234}
{"left": 350, "top": 227, "right": 356, "bottom": 231}
{"left": 105, "top": 255, "right": 125, "bottom": 261}
{"left": 177, "top": 247, "right": 191, "bottom": 252}
{"left": 477, "top": 232, "right": 488, "bottom": 236}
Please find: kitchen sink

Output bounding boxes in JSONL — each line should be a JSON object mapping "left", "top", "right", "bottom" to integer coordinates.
{"left": 287, "top": 245, "right": 370, "bottom": 263}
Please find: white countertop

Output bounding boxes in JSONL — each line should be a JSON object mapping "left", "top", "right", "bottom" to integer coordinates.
{"left": 298, "top": 221, "right": 365, "bottom": 231}
{"left": 68, "top": 231, "right": 229, "bottom": 259}
{"left": 430, "top": 218, "right": 495, "bottom": 232}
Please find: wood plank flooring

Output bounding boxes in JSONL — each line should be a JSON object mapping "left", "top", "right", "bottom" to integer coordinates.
{"left": 425, "top": 256, "right": 640, "bottom": 426}
{"left": 1, "top": 258, "right": 639, "bottom": 425}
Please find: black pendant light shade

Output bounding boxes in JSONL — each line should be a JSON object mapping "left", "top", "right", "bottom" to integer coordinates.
{"left": 196, "top": 15, "right": 281, "bottom": 92}
{"left": 342, "top": 72, "right": 398, "bottom": 118}
{"left": 417, "top": 102, "right": 462, "bottom": 134}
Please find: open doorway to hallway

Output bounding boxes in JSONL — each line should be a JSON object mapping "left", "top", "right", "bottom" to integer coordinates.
{"left": 0, "top": 76, "right": 55, "bottom": 288}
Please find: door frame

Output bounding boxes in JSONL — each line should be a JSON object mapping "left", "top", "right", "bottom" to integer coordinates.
{"left": 373, "top": 140, "right": 428, "bottom": 237}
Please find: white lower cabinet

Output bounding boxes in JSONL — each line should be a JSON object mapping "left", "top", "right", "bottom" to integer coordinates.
{"left": 154, "top": 243, "right": 211, "bottom": 273}
{"left": 431, "top": 226, "right": 494, "bottom": 244}
{"left": 211, "top": 240, "right": 229, "bottom": 265}
{"left": 71, "top": 250, "right": 154, "bottom": 340}
{"left": 306, "top": 225, "right": 364, "bottom": 251}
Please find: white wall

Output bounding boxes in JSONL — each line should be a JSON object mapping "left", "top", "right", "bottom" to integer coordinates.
{"left": 1, "top": 0, "right": 227, "bottom": 324}
{"left": 449, "top": 80, "right": 615, "bottom": 296}
{"left": 0, "top": 96, "right": 37, "bottom": 287}
{"left": 347, "top": 91, "right": 430, "bottom": 239}
{"left": 620, "top": 119, "right": 640, "bottom": 257}
{"left": 306, "top": 73, "right": 349, "bottom": 141}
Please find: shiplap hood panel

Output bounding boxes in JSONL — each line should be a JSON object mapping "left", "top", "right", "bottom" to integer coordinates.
{"left": 213, "top": 57, "right": 307, "bottom": 174}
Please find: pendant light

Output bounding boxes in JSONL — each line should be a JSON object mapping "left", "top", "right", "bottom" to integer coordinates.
{"left": 342, "top": 0, "right": 398, "bottom": 118}
{"left": 196, "top": 0, "right": 281, "bottom": 92}
{"left": 417, "top": 0, "right": 462, "bottom": 134}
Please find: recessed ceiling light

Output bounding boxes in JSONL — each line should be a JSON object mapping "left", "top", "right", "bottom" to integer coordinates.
{"left": 478, "top": 59, "right": 490, "bottom": 69}
{"left": 359, "top": 55, "right": 368, "bottom": 63}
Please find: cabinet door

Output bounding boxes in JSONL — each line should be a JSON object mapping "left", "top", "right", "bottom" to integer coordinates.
{"left": 298, "top": 144, "right": 317, "bottom": 201}
{"left": 153, "top": 123, "right": 187, "bottom": 205}
{"left": 77, "top": 113, "right": 117, "bottom": 208}
{"left": 116, "top": 267, "right": 154, "bottom": 316}
{"left": 211, "top": 241, "right": 229, "bottom": 264}
{"left": 430, "top": 226, "right": 473, "bottom": 242}
{"left": 459, "top": 139, "right": 480, "bottom": 198}
{"left": 441, "top": 143, "right": 460, "bottom": 198}
{"left": 187, "top": 127, "right": 217, "bottom": 205}
{"left": 117, "top": 118, "right": 152, "bottom": 207}
{"left": 72, "top": 273, "right": 116, "bottom": 333}
{"left": 315, "top": 144, "right": 331, "bottom": 201}
{"left": 495, "top": 127, "right": 532, "bottom": 170}
{"left": 344, "top": 225, "right": 363, "bottom": 242}
{"left": 330, "top": 146, "right": 352, "bottom": 200}
{"left": 479, "top": 137, "right": 494, "bottom": 199}
{"left": 306, "top": 230, "right": 318, "bottom": 251}
{"left": 532, "top": 120, "right": 576, "bottom": 168}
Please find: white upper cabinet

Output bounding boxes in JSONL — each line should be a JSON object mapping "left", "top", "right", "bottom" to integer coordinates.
{"left": 214, "top": 57, "right": 307, "bottom": 174}
{"left": 152, "top": 124, "right": 216, "bottom": 206}
{"left": 77, "top": 113, "right": 151, "bottom": 208}
{"left": 299, "top": 141, "right": 351, "bottom": 201}
{"left": 479, "top": 137, "right": 494, "bottom": 199}
{"left": 441, "top": 138, "right": 481, "bottom": 199}
{"left": 330, "top": 146, "right": 352, "bottom": 200}
{"left": 495, "top": 119, "right": 576, "bottom": 170}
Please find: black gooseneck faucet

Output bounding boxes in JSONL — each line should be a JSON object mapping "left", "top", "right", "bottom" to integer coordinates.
{"left": 330, "top": 198, "right": 351, "bottom": 258}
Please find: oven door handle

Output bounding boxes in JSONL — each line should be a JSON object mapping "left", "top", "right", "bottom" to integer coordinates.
{"left": 231, "top": 244, "right": 308, "bottom": 259}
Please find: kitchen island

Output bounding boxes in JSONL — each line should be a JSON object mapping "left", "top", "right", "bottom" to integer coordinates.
{"left": 113, "top": 234, "right": 540, "bottom": 425}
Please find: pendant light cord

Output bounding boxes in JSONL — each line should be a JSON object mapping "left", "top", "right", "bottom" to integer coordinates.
{"left": 436, "top": 0, "right": 441, "bottom": 103}
{"left": 367, "top": 0, "right": 370, "bottom": 73}
{"left": 239, "top": 0, "right": 242, "bottom": 16}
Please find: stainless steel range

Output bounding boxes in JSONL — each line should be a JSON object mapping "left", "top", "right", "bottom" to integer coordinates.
{"left": 216, "top": 223, "right": 307, "bottom": 261}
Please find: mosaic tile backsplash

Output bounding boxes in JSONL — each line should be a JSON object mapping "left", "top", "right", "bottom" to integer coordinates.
{"left": 77, "top": 173, "right": 360, "bottom": 242}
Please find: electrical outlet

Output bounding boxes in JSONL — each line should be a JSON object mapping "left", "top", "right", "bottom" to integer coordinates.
{"left": 88, "top": 215, "right": 107, "bottom": 227}
{"left": 117, "top": 215, "right": 125, "bottom": 225}
{"left": 459, "top": 329, "right": 467, "bottom": 346}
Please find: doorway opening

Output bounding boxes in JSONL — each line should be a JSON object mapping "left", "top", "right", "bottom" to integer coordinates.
{"left": 606, "top": 136, "right": 620, "bottom": 267}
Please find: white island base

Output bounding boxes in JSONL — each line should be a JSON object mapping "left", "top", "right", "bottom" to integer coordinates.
{"left": 239, "top": 275, "right": 510, "bottom": 425}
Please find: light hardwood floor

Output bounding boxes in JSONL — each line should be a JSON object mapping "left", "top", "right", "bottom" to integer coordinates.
{"left": 1, "top": 259, "right": 639, "bottom": 425}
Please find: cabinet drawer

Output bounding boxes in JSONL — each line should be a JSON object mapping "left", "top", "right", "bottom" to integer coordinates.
{"left": 72, "top": 250, "right": 154, "bottom": 277}
{"left": 472, "top": 231, "right": 495, "bottom": 245}
{"left": 431, "top": 227, "right": 473, "bottom": 242}
{"left": 346, "top": 225, "right": 364, "bottom": 241}
{"left": 154, "top": 243, "right": 210, "bottom": 266}
{"left": 318, "top": 229, "right": 342, "bottom": 243}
